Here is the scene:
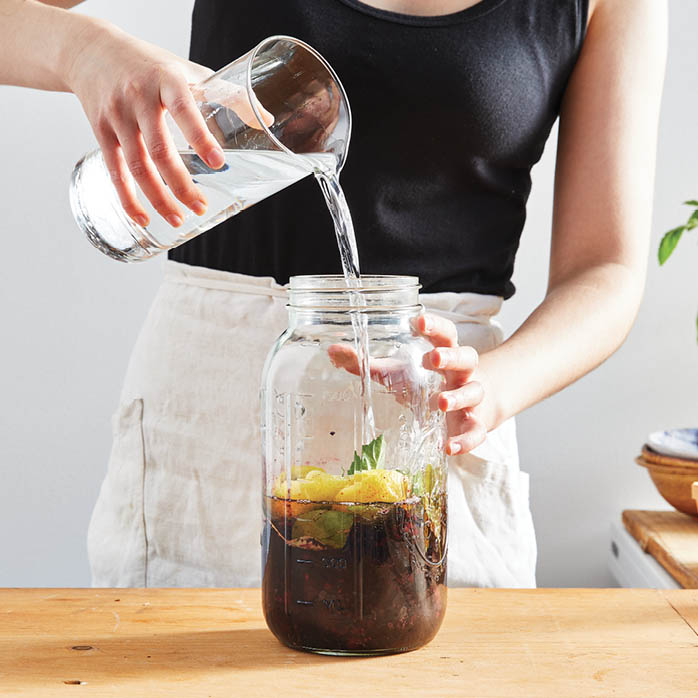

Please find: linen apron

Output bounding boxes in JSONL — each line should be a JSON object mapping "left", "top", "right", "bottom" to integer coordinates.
{"left": 88, "top": 261, "right": 537, "bottom": 588}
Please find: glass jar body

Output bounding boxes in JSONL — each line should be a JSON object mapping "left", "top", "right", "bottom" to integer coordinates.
{"left": 261, "top": 276, "right": 448, "bottom": 655}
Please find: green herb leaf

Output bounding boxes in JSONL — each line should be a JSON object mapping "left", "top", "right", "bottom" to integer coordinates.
{"left": 412, "top": 463, "right": 436, "bottom": 497}
{"left": 291, "top": 509, "right": 354, "bottom": 549}
{"left": 364, "top": 433, "right": 385, "bottom": 470}
{"left": 412, "top": 464, "right": 445, "bottom": 547}
{"left": 348, "top": 434, "right": 385, "bottom": 475}
{"left": 348, "top": 451, "right": 362, "bottom": 476}
{"left": 683, "top": 200, "right": 698, "bottom": 207}
{"left": 686, "top": 210, "right": 698, "bottom": 230}
{"left": 658, "top": 226, "right": 685, "bottom": 265}
{"left": 342, "top": 502, "right": 386, "bottom": 522}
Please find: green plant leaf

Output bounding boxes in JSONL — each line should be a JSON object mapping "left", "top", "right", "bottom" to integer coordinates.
{"left": 291, "top": 509, "right": 354, "bottom": 549}
{"left": 411, "top": 464, "right": 445, "bottom": 547}
{"left": 412, "top": 463, "right": 436, "bottom": 497}
{"left": 348, "top": 434, "right": 385, "bottom": 474}
{"left": 686, "top": 210, "right": 698, "bottom": 230}
{"left": 365, "top": 433, "right": 385, "bottom": 470}
{"left": 658, "top": 226, "right": 685, "bottom": 265}
{"left": 348, "top": 451, "right": 363, "bottom": 476}
{"left": 683, "top": 200, "right": 698, "bottom": 207}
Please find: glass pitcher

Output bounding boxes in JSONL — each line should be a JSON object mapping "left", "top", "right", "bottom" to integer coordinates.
{"left": 69, "top": 36, "right": 351, "bottom": 262}
{"left": 261, "top": 275, "right": 448, "bottom": 655}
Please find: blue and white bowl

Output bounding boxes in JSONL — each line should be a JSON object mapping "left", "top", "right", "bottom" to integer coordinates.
{"left": 647, "top": 428, "right": 698, "bottom": 461}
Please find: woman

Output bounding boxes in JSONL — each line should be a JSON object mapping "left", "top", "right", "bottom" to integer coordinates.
{"left": 1, "top": 0, "right": 666, "bottom": 587}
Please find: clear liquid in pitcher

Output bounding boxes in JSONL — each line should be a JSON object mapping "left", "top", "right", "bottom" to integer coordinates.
{"left": 71, "top": 149, "right": 336, "bottom": 262}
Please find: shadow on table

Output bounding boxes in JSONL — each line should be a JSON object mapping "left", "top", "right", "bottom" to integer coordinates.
{"left": 12, "top": 626, "right": 361, "bottom": 684}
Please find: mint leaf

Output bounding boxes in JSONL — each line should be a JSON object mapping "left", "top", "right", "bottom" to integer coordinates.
{"left": 658, "top": 226, "right": 685, "bottom": 265}
{"left": 292, "top": 509, "right": 354, "bottom": 549}
{"left": 364, "top": 434, "right": 385, "bottom": 470}
{"left": 348, "top": 451, "right": 362, "bottom": 476}
{"left": 348, "top": 434, "right": 384, "bottom": 474}
{"left": 683, "top": 200, "right": 698, "bottom": 207}
{"left": 412, "top": 464, "right": 444, "bottom": 546}
{"left": 412, "top": 463, "right": 435, "bottom": 497}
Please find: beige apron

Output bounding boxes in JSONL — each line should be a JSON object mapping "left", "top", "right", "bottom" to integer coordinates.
{"left": 88, "top": 261, "right": 536, "bottom": 588}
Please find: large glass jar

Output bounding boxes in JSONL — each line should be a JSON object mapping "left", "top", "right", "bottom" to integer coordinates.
{"left": 261, "top": 275, "right": 448, "bottom": 655}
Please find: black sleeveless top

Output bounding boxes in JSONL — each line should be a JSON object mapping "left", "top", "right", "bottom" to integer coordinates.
{"left": 170, "top": 0, "right": 588, "bottom": 297}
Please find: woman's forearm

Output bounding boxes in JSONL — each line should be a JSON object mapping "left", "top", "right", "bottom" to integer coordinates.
{"left": 479, "top": 262, "right": 645, "bottom": 431}
{"left": 0, "top": 0, "right": 104, "bottom": 91}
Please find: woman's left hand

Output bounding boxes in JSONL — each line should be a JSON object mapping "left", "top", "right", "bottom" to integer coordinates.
{"left": 328, "top": 312, "right": 494, "bottom": 456}
{"left": 415, "top": 313, "right": 492, "bottom": 456}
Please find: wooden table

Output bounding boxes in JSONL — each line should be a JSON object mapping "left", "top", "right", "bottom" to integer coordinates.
{"left": 2, "top": 588, "right": 697, "bottom": 697}
{"left": 623, "top": 509, "right": 698, "bottom": 588}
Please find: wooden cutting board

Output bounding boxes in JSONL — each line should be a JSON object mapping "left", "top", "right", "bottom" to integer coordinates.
{"left": 2, "top": 588, "right": 698, "bottom": 697}
{"left": 623, "top": 509, "right": 698, "bottom": 588}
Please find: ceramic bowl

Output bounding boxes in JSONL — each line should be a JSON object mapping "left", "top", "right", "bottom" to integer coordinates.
{"left": 636, "top": 445, "right": 698, "bottom": 517}
{"left": 647, "top": 428, "right": 698, "bottom": 461}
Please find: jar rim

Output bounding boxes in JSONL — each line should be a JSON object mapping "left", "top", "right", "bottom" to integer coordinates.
{"left": 289, "top": 274, "right": 421, "bottom": 292}
{"left": 288, "top": 275, "right": 422, "bottom": 312}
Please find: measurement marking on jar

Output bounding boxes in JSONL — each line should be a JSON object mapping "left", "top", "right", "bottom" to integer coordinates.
{"left": 322, "top": 387, "right": 355, "bottom": 403}
{"left": 321, "top": 599, "right": 344, "bottom": 611}
{"left": 295, "top": 600, "right": 314, "bottom": 606}
{"left": 322, "top": 557, "right": 347, "bottom": 569}
{"left": 295, "top": 559, "right": 313, "bottom": 565}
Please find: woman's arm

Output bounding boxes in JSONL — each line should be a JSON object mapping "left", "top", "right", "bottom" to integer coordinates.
{"left": 36, "top": 1, "right": 85, "bottom": 6}
{"left": 419, "top": 0, "right": 667, "bottom": 455}
{"left": 1, "top": 0, "right": 227, "bottom": 226}
{"left": 0, "top": 0, "right": 87, "bottom": 91}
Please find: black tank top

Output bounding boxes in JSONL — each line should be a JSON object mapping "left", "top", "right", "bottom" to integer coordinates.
{"left": 170, "top": 0, "right": 588, "bottom": 297}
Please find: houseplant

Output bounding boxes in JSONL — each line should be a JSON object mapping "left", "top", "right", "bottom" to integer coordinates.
{"left": 658, "top": 200, "right": 698, "bottom": 341}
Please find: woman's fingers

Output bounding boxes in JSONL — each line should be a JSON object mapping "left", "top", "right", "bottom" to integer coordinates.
{"left": 327, "top": 343, "right": 360, "bottom": 376}
{"left": 160, "top": 74, "right": 225, "bottom": 169}
{"left": 438, "top": 381, "right": 484, "bottom": 412}
{"left": 446, "top": 415, "right": 487, "bottom": 456}
{"left": 329, "top": 340, "right": 486, "bottom": 456}
{"left": 423, "top": 345, "right": 479, "bottom": 377}
{"left": 327, "top": 344, "right": 411, "bottom": 390}
{"left": 197, "top": 80, "right": 275, "bottom": 131}
{"left": 137, "top": 106, "right": 208, "bottom": 214}
{"left": 115, "top": 123, "right": 184, "bottom": 226}
{"left": 97, "top": 129, "right": 149, "bottom": 226}
{"left": 414, "top": 314, "right": 459, "bottom": 348}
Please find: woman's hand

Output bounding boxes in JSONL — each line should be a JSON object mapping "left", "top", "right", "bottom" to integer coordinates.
{"left": 2, "top": 4, "right": 277, "bottom": 230}
{"left": 328, "top": 312, "right": 494, "bottom": 456}
{"left": 62, "top": 21, "right": 226, "bottom": 228}
{"left": 416, "top": 314, "right": 493, "bottom": 456}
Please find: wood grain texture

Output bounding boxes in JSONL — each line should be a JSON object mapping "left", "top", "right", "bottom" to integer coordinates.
{"left": 663, "top": 590, "right": 698, "bottom": 636}
{"left": 623, "top": 510, "right": 698, "bottom": 588}
{"left": 1, "top": 588, "right": 698, "bottom": 697}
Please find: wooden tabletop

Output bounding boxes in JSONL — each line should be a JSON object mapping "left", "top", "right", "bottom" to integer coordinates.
{"left": 2, "top": 588, "right": 697, "bottom": 697}
{"left": 623, "top": 509, "right": 698, "bottom": 588}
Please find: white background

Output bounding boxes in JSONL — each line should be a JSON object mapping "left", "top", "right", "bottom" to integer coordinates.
{"left": 0, "top": 0, "right": 695, "bottom": 587}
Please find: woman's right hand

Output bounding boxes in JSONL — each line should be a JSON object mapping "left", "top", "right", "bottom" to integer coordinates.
{"left": 63, "top": 20, "right": 226, "bottom": 228}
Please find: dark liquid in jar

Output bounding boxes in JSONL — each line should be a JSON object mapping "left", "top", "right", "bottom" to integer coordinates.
{"left": 262, "top": 495, "right": 447, "bottom": 655}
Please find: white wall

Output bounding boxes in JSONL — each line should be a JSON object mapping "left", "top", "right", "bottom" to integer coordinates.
{"left": 499, "top": 0, "right": 698, "bottom": 586}
{"left": 1, "top": 1, "right": 696, "bottom": 588}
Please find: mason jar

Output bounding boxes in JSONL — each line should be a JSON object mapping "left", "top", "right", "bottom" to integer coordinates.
{"left": 261, "top": 275, "right": 448, "bottom": 655}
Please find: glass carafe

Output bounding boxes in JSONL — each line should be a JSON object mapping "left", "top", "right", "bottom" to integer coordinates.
{"left": 70, "top": 35, "right": 350, "bottom": 262}
{"left": 261, "top": 276, "right": 448, "bottom": 655}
